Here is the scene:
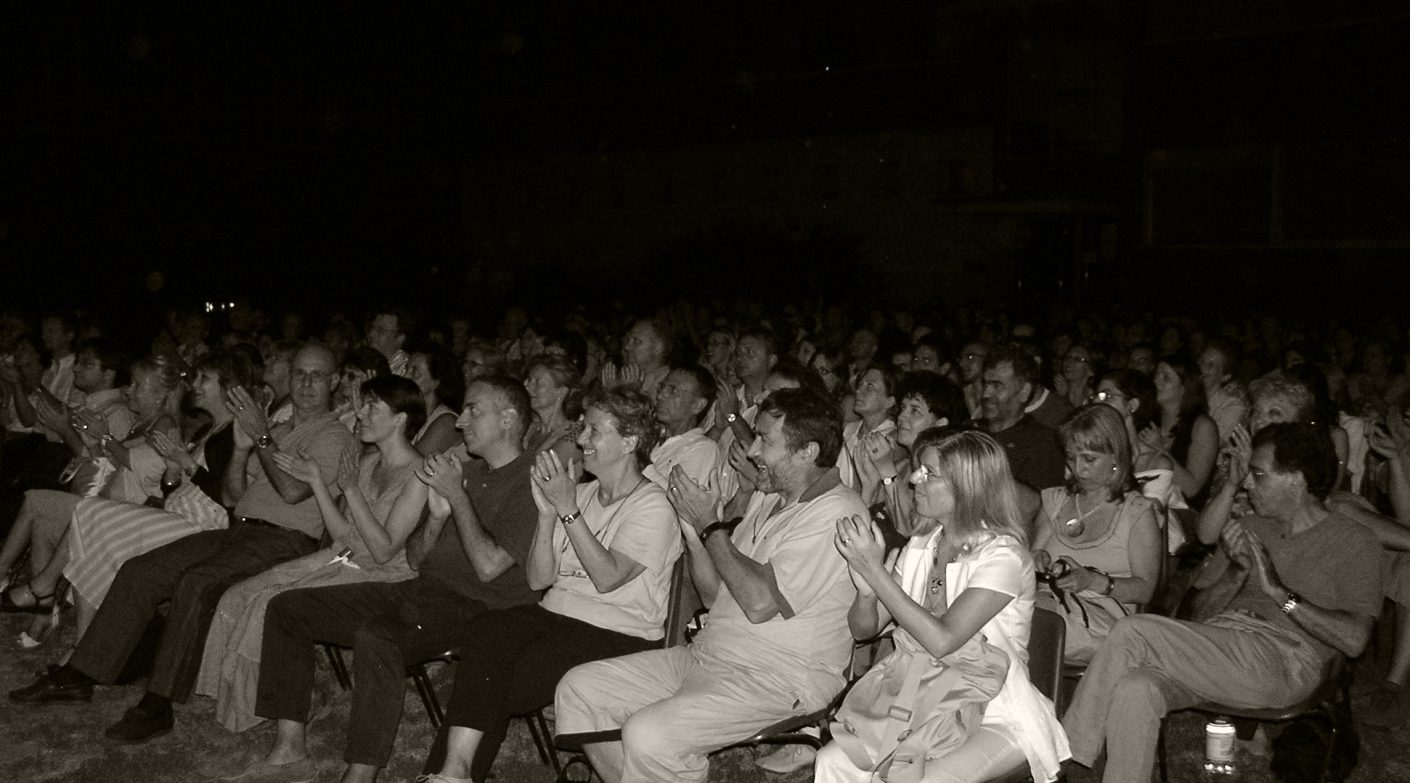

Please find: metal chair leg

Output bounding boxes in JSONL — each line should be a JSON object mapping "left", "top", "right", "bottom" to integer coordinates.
{"left": 322, "top": 644, "right": 351, "bottom": 690}
{"left": 410, "top": 664, "right": 444, "bottom": 728}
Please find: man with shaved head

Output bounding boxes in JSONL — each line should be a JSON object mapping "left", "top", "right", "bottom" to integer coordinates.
{"left": 11, "top": 344, "right": 360, "bottom": 746}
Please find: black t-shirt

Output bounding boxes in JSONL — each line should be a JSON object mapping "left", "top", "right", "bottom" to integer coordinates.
{"left": 418, "top": 450, "right": 541, "bottom": 609}
{"left": 988, "top": 415, "right": 1065, "bottom": 491}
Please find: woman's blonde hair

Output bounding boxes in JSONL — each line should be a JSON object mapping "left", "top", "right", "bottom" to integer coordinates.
{"left": 1057, "top": 403, "right": 1132, "bottom": 502}
{"left": 130, "top": 355, "right": 186, "bottom": 423}
{"left": 911, "top": 429, "right": 1028, "bottom": 549}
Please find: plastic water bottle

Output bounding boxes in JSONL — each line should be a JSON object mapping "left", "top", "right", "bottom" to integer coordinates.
{"left": 1203, "top": 717, "right": 1237, "bottom": 776}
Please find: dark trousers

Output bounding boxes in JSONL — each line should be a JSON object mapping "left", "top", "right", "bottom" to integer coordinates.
{"left": 254, "top": 576, "right": 490, "bottom": 768}
{"left": 68, "top": 521, "right": 318, "bottom": 702}
{"left": 425, "top": 604, "right": 655, "bottom": 782}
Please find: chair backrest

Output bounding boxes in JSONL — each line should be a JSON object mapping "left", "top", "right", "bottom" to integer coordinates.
{"left": 1028, "top": 607, "right": 1067, "bottom": 714}
{"left": 660, "top": 557, "right": 698, "bottom": 649}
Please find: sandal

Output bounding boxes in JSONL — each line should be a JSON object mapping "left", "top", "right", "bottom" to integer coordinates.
{"left": 1, "top": 583, "right": 55, "bottom": 614}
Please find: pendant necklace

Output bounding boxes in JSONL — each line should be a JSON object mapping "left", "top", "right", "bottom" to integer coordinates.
{"left": 1063, "top": 493, "right": 1107, "bottom": 537}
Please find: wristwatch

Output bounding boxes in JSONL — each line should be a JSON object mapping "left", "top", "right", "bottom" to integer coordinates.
{"left": 255, "top": 433, "right": 275, "bottom": 449}
{"left": 559, "top": 510, "right": 583, "bottom": 526}
{"left": 1281, "top": 591, "right": 1302, "bottom": 615}
{"left": 699, "top": 516, "right": 742, "bottom": 544}
{"left": 725, "top": 412, "right": 738, "bottom": 423}
{"left": 880, "top": 474, "right": 897, "bottom": 486}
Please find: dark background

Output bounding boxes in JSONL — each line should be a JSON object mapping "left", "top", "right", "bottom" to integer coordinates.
{"left": 2, "top": 1, "right": 1408, "bottom": 324}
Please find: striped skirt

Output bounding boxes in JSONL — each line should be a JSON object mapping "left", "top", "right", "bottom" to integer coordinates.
{"left": 63, "top": 496, "right": 229, "bottom": 610}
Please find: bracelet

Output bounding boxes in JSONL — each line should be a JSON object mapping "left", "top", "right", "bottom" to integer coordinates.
{"left": 1281, "top": 591, "right": 1302, "bottom": 615}
{"left": 160, "top": 477, "right": 182, "bottom": 495}
{"left": 880, "top": 474, "right": 897, "bottom": 486}
{"left": 1097, "top": 571, "right": 1115, "bottom": 596}
{"left": 699, "top": 516, "right": 742, "bottom": 544}
{"left": 559, "top": 510, "right": 582, "bottom": 526}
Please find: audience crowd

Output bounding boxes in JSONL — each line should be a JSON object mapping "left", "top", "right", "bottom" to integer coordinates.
{"left": 0, "top": 297, "right": 1403, "bottom": 783}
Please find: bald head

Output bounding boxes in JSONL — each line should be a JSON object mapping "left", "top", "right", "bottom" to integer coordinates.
{"left": 290, "top": 343, "right": 339, "bottom": 416}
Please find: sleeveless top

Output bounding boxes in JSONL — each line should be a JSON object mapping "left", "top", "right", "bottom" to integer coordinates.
{"left": 1039, "top": 488, "right": 1155, "bottom": 614}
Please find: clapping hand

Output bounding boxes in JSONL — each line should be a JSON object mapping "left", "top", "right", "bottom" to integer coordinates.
{"left": 226, "top": 386, "right": 270, "bottom": 444}
{"left": 416, "top": 450, "right": 465, "bottom": 500}
{"left": 148, "top": 430, "right": 195, "bottom": 474}
{"left": 666, "top": 465, "right": 721, "bottom": 537}
{"left": 272, "top": 449, "right": 322, "bottom": 485}
{"left": 836, "top": 514, "right": 892, "bottom": 595}
{"left": 1370, "top": 410, "right": 1410, "bottom": 463}
{"left": 726, "top": 438, "right": 758, "bottom": 495}
{"left": 530, "top": 449, "right": 578, "bottom": 517}
{"left": 1218, "top": 425, "right": 1252, "bottom": 488}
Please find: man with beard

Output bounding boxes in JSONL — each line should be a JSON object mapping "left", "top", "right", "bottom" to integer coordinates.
{"left": 553, "top": 388, "right": 863, "bottom": 783}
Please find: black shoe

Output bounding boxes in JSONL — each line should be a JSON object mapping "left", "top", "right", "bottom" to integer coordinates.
{"left": 8, "top": 672, "right": 93, "bottom": 704}
{"left": 103, "top": 702, "right": 174, "bottom": 743}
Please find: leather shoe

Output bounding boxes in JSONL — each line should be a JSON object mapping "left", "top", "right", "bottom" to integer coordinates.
{"left": 104, "top": 702, "right": 174, "bottom": 743}
{"left": 8, "top": 672, "right": 93, "bottom": 704}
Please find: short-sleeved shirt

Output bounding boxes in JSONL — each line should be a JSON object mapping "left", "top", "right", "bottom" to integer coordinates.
{"left": 644, "top": 428, "right": 719, "bottom": 489}
{"left": 233, "top": 411, "right": 359, "bottom": 539}
{"left": 987, "top": 415, "right": 1064, "bottom": 491}
{"left": 692, "top": 468, "right": 864, "bottom": 703}
{"left": 418, "top": 451, "right": 541, "bottom": 609}
{"left": 540, "top": 479, "right": 682, "bottom": 640}
{"left": 1217, "top": 512, "right": 1381, "bottom": 662}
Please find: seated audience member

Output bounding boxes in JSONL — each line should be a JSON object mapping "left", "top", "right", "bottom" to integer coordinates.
{"left": 34, "top": 349, "right": 256, "bottom": 652}
{"left": 1353, "top": 416, "right": 1410, "bottom": 725}
{"left": 808, "top": 343, "right": 847, "bottom": 400}
{"left": 334, "top": 346, "right": 392, "bottom": 431}
{"left": 0, "top": 356, "right": 181, "bottom": 628}
{"left": 194, "top": 375, "right": 428, "bottom": 731}
{"left": 364, "top": 307, "right": 410, "bottom": 377}
{"left": 816, "top": 428, "right": 1069, "bottom": 783}
{"left": 852, "top": 372, "right": 963, "bottom": 541}
{"left": 406, "top": 347, "right": 464, "bottom": 456}
{"left": 1033, "top": 405, "right": 1161, "bottom": 664}
{"left": 461, "top": 338, "right": 507, "bottom": 397}
{"left": 1054, "top": 344, "right": 1097, "bottom": 410}
{"left": 1127, "top": 341, "right": 1157, "bottom": 376}
{"left": 701, "top": 325, "right": 736, "bottom": 389}
{"left": 0, "top": 337, "right": 131, "bottom": 543}
{"left": 1063, "top": 423, "right": 1379, "bottom": 783}
{"left": 1023, "top": 346, "right": 1076, "bottom": 431}
{"left": 218, "top": 375, "right": 539, "bottom": 783}
{"left": 262, "top": 340, "right": 301, "bottom": 426}
{"left": 845, "top": 328, "right": 880, "bottom": 389}
{"left": 643, "top": 365, "right": 718, "bottom": 489}
{"left": 837, "top": 366, "right": 898, "bottom": 491}
{"left": 979, "top": 344, "right": 1065, "bottom": 493}
{"left": 1347, "top": 339, "right": 1408, "bottom": 418}
{"left": 1152, "top": 354, "right": 1219, "bottom": 501}
{"left": 1199, "top": 336, "right": 1248, "bottom": 440}
{"left": 708, "top": 326, "right": 779, "bottom": 493}
{"left": 955, "top": 340, "right": 988, "bottom": 422}
{"left": 38, "top": 312, "right": 80, "bottom": 408}
{"left": 554, "top": 388, "right": 865, "bottom": 783}
{"left": 9, "top": 345, "right": 358, "bottom": 747}
{"left": 419, "top": 388, "right": 683, "bottom": 783}
{"left": 605, "top": 319, "right": 671, "bottom": 402}
{"left": 908, "top": 333, "right": 948, "bottom": 376}
{"left": 521, "top": 353, "right": 584, "bottom": 462}
{"left": 1096, "top": 369, "right": 1188, "bottom": 552}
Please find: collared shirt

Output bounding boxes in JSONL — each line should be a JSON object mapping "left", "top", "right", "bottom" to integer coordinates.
{"left": 233, "top": 410, "right": 359, "bottom": 539}
{"left": 418, "top": 451, "right": 541, "bottom": 608}
{"left": 693, "top": 467, "right": 864, "bottom": 703}
{"left": 644, "top": 427, "right": 719, "bottom": 489}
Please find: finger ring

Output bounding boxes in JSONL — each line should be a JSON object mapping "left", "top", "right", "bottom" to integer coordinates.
{"left": 80, "top": 423, "right": 89, "bottom": 430}
{"left": 237, "top": 405, "right": 245, "bottom": 411}
{"left": 669, "top": 485, "right": 677, "bottom": 491}
{"left": 841, "top": 536, "right": 851, "bottom": 544}
{"left": 427, "top": 469, "right": 436, "bottom": 476}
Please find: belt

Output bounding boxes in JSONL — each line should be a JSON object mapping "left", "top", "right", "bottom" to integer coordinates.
{"left": 234, "top": 516, "right": 318, "bottom": 544}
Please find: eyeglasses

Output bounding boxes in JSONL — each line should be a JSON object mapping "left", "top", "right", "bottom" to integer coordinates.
{"left": 909, "top": 464, "right": 946, "bottom": 485}
{"left": 963, "top": 352, "right": 986, "bottom": 361}
{"left": 1093, "top": 390, "right": 1126, "bottom": 404}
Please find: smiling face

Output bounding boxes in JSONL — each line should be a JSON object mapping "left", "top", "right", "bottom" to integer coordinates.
{"left": 896, "top": 394, "right": 937, "bottom": 448}
{"left": 125, "top": 368, "right": 167, "bottom": 416}
{"left": 745, "top": 411, "right": 810, "bottom": 495}
{"left": 576, "top": 405, "right": 636, "bottom": 475}
{"left": 852, "top": 368, "right": 894, "bottom": 419}
{"left": 910, "top": 447, "right": 956, "bottom": 525}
